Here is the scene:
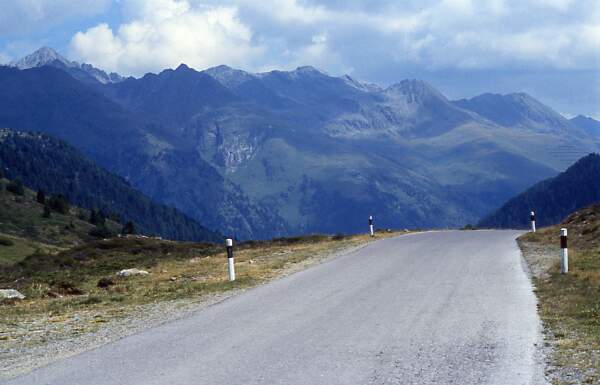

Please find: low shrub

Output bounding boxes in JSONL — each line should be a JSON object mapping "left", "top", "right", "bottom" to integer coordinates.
{"left": 78, "top": 296, "right": 102, "bottom": 305}
{"left": 0, "top": 236, "right": 14, "bottom": 246}
{"left": 89, "top": 225, "right": 116, "bottom": 239}
{"left": 47, "top": 195, "right": 70, "bottom": 214}
{"left": 6, "top": 179, "right": 24, "bottom": 196}
{"left": 271, "top": 234, "right": 329, "bottom": 245}
{"left": 97, "top": 277, "right": 115, "bottom": 288}
{"left": 52, "top": 280, "right": 85, "bottom": 295}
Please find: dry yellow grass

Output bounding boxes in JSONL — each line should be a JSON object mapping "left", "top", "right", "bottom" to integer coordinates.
{"left": 0, "top": 231, "right": 403, "bottom": 358}
{"left": 519, "top": 205, "right": 600, "bottom": 384}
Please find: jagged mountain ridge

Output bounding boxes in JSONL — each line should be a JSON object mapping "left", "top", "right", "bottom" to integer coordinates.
{"left": 10, "top": 47, "right": 124, "bottom": 85}
{"left": 4, "top": 48, "right": 600, "bottom": 236}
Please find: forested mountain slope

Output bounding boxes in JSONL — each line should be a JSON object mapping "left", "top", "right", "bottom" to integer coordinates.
{"left": 0, "top": 129, "right": 221, "bottom": 242}
{"left": 479, "top": 153, "right": 600, "bottom": 228}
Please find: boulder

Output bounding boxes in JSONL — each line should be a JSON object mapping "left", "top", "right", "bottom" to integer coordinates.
{"left": 0, "top": 289, "right": 25, "bottom": 300}
{"left": 116, "top": 268, "right": 149, "bottom": 277}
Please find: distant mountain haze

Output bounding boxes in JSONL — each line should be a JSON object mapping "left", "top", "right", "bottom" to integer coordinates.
{"left": 454, "top": 92, "right": 573, "bottom": 132}
{"left": 1, "top": 48, "right": 599, "bottom": 237}
{"left": 570, "top": 115, "right": 600, "bottom": 137}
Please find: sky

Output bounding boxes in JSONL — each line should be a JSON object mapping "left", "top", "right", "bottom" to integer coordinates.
{"left": 0, "top": 0, "right": 598, "bottom": 118}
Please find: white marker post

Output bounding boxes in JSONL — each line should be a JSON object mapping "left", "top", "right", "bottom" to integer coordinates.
{"left": 369, "top": 215, "right": 374, "bottom": 237}
{"left": 226, "top": 238, "right": 235, "bottom": 281}
{"left": 560, "top": 228, "right": 568, "bottom": 274}
{"left": 530, "top": 211, "right": 536, "bottom": 232}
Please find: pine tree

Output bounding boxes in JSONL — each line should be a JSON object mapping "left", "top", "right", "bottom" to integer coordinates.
{"left": 36, "top": 189, "right": 46, "bottom": 204}
{"left": 42, "top": 205, "right": 52, "bottom": 218}
{"left": 89, "top": 209, "right": 106, "bottom": 226}
{"left": 6, "top": 178, "right": 24, "bottom": 196}
{"left": 89, "top": 225, "right": 115, "bottom": 239}
{"left": 47, "top": 195, "right": 69, "bottom": 214}
{"left": 121, "top": 221, "right": 136, "bottom": 235}
{"left": 89, "top": 209, "right": 98, "bottom": 225}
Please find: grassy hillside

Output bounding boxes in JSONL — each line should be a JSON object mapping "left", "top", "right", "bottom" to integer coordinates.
{"left": 518, "top": 205, "right": 600, "bottom": 383}
{"left": 0, "top": 178, "right": 120, "bottom": 266}
{"left": 479, "top": 153, "right": 600, "bottom": 229}
{"left": 0, "top": 129, "right": 222, "bottom": 242}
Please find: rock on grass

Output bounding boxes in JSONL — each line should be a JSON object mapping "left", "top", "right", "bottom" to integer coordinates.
{"left": 0, "top": 289, "right": 25, "bottom": 300}
{"left": 117, "top": 268, "right": 149, "bottom": 277}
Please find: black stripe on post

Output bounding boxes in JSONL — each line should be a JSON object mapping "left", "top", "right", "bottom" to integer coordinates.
{"left": 530, "top": 213, "right": 535, "bottom": 222}
{"left": 560, "top": 235, "right": 567, "bottom": 249}
{"left": 226, "top": 238, "right": 234, "bottom": 258}
{"left": 369, "top": 216, "right": 373, "bottom": 226}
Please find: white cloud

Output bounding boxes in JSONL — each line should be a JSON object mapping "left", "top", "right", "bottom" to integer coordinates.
{"left": 70, "top": 0, "right": 264, "bottom": 76}
{"left": 66, "top": 0, "right": 598, "bottom": 78}
{"left": 0, "top": 0, "right": 111, "bottom": 34}
{"left": 261, "top": 0, "right": 599, "bottom": 71}
{"left": 533, "top": 0, "right": 574, "bottom": 11}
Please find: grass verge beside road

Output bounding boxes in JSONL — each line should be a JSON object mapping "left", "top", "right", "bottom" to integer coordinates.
{"left": 518, "top": 205, "right": 600, "bottom": 384}
{"left": 1, "top": 231, "right": 403, "bottom": 378}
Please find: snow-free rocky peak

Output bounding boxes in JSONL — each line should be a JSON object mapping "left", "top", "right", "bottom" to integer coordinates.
{"left": 454, "top": 92, "right": 573, "bottom": 131}
{"left": 203, "top": 64, "right": 257, "bottom": 88}
{"left": 11, "top": 47, "right": 124, "bottom": 85}
{"left": 10, "top": 47, "right": 70, "bottom": 69}
{"left": 384, "top": 79, "right": 448, "bottom": 103}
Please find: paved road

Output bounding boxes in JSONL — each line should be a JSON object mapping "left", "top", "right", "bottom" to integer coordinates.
{"left": 8, "top": 231, "right": 545, "bottom": 385}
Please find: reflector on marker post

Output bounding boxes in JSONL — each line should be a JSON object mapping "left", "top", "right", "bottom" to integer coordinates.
{"left": 530, "top": 211, "right": 536, "bottom": 232}
{"left": 369, "top": 215, "right": 374, "bottom": 237}
{"left": 560, "top": 228, "right": 568, "bottom": 274}
{"left": 225, "top": 238, "right": 235, "bottom": 281}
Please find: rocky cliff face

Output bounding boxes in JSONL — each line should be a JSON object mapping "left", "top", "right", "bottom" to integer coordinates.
{"left": 0, "top": 65, "right": 285, "bottom": 240}
{"left": 94, "top": 61, "right": 597, "bottom": 235}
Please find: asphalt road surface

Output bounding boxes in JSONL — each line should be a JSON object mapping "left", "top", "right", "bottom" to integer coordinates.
{"left": 8, "top": 230, "right": 545, "bottom": 385}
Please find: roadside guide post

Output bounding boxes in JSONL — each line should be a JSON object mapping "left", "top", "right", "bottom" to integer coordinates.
{"left": 560, "top": 228, "right": 568, "bottom": 274}
{"left": 226, "top": 238, "right": 236, "bottom": 281}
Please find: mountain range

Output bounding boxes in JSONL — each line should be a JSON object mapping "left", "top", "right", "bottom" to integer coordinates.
{"left": 478, "top": 153, "right": 600, "bottom": 229}
{"left": 0, "top": 63, "right": 284, "bottom": 240}
{"left": 1, "top": 47, "right": 599, "bottom": 238}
